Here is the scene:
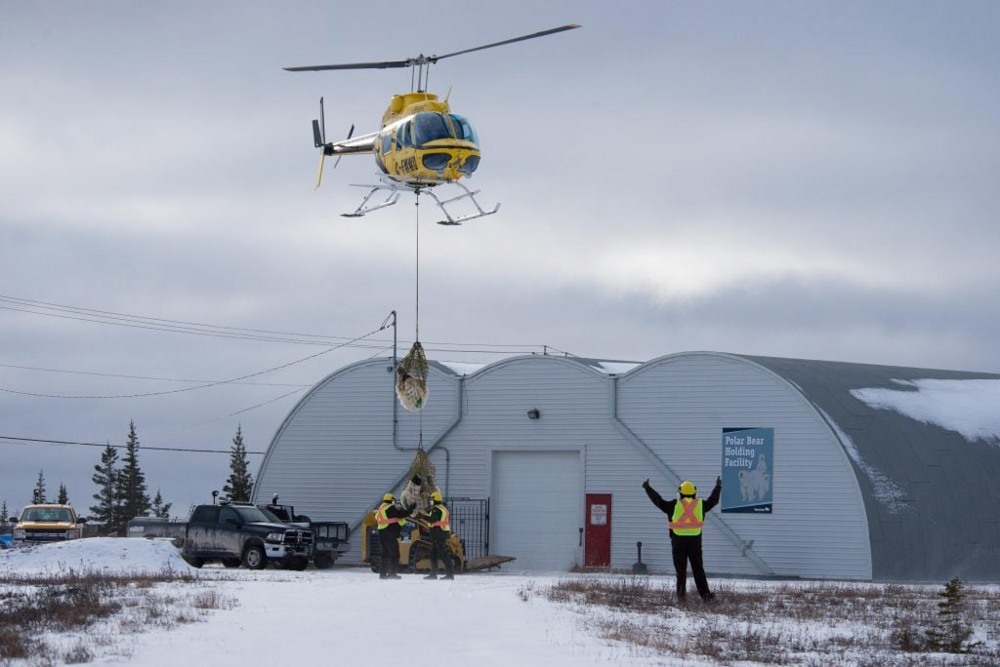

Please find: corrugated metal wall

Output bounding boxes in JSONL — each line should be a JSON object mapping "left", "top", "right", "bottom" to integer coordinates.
{"left": 252, "top": 360, "right": 461, "bottom": 562}
{"left": 617, "top": 353, "right": 871, "bottom": 579}
{"left": 254, "top": 353, "right": 872, "bottom": 578}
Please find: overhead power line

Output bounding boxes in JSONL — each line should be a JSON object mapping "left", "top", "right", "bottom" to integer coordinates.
{"left": 0, "top": 321, "right": 389, "bottom": 399}
{"left": 0, "top": 362, "right": 312, "bottom": 387}
{"left": 0, "top": 293, "right": 554, "bottom": 352}
{"left": 0, "top": 435, "right": 264, "bottom": 455}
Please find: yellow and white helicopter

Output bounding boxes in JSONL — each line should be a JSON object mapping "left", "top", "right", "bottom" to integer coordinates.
{"left": 284, "top": 24, "right": 579, "bottom": 225}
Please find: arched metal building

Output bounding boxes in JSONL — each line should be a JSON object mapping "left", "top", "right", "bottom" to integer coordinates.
{"left": 251, "top": 352, "right": 1000, "bottom": 581}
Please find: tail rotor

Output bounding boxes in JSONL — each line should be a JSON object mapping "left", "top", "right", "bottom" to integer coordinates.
{"left": 312, "top": 98, "right": 354, "bottom": 189}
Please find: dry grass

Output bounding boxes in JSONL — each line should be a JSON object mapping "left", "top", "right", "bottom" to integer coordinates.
{"left": 0, "top": 570, "right": 237, "bottom": 664}
{"left": 528, "top": 576, "right": 1000, "bottom": 666}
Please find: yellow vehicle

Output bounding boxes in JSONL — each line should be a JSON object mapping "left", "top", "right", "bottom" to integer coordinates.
{"left": 284, "top": 24, "right": 580, "bottom": 225}
{"left": 10, "top": 504, "right": 85, "bottom": 545}
{"left": 360, "top": 510, "right": 465, "bottom": 573}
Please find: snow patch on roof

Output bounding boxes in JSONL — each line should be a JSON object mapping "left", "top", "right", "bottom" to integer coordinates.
{"left": 851, "top": 379, "right": 1000, "bottom": 445}
{"left": 818, "top": 408, "right": 908, "bottom": 513}
{"left": 595, "top": 361, "right": 641, "bottom": 375}
{"left": 438, "top": 361, "right": 485, "bottom": 376}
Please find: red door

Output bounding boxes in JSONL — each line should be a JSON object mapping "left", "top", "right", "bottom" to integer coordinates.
{"left": 585, "top": 494, "right": 612, "bottom": 567}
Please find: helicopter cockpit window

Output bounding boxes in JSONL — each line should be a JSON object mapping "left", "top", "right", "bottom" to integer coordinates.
{"left": 449, "top": 114, "right": 479, "bottom": 145}
{"left": 381, "top": 133, "right": 392, "bottom": 155}
{"left": 413, "top": 112, "right": 453, "bottom": 146}
{"left": 403, "top": 122, "right": 413, "bottom": 147}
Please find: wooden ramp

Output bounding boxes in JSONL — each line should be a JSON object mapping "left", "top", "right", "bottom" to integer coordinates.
{"left": 464, "top": 555, "right": 516, "bottom": 572}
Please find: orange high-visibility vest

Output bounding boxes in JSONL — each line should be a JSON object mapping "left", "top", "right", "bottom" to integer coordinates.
{"left": 431, "top": 504, "right": 450, "bottom": 531}
{"left": 375, "top": 503, "right": 406, "bottom": 530}
{"left": 669, "top": 498, "right": 704, "bottom": 536}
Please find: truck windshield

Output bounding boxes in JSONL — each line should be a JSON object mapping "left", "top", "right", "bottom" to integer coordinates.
{"left": 22, "top": 508, "right": 73, "bottom": 522}
{"left": 233, "top": 506, "right": 278, "bottom": 524}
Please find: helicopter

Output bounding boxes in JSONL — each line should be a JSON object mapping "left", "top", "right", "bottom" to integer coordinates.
{"left": 284, "top": 24, "right": 580, "bottom": 225}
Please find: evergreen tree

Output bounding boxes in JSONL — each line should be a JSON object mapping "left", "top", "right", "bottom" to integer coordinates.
{"left": 926, "top": 577, "right": 984, "bottom": 653}
{"left": 91, "top": 443, "right": 121, "bottom": 533}
{"left": 57, "top": 483, "right": 69, "bottom": 505}
{"left": 118, "top": 421, "right": 151, "bottom": 524}
{"left": 222, "top": 424, "right": 254, "bottom": 502}
{"left": 1, "top": 500, "right": 8, "bottom": 524}
{"left": 32, "top": 470, "right": 47, "bottom": 504}
{"left": 150, "top": 489, "right": 172, "bottom": 519}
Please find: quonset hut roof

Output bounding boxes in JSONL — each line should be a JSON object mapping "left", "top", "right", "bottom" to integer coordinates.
{"left": 734, "top": 354, "right": 1000, "bottom": 581}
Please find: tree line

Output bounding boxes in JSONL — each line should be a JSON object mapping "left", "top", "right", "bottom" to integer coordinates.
{"left": 1, "top": 422, "right": 254, "bottom": 534}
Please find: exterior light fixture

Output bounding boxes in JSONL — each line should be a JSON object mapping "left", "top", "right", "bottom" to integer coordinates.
{"left": 527, "top": 408, "right": 541, "bottom": 420}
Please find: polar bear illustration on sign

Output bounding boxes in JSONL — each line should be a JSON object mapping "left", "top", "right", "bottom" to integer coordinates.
{"left": 738, "top": 453, "right": 771, "bottom": 502}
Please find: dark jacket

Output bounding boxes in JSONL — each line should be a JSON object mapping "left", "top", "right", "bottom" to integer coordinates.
{"left": 378, "top": 502, "right": 412, "bottom": 538}
{"left": 644, "top": 480, "right": 722, "bottom": 540}
{"left": 423, "top": 503, "right": 450, "bottom": 537}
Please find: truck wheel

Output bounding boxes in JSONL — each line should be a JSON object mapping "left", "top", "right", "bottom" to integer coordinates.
{"left": 223, "top": 558, "right": 241, "bottom": 569}
{"left": 288, "top": 558, "right": 308, "bottom": 571}
{"left": 183, "top": 555, "right": 204, "bottom": 569}
{"left": 313, "top": 553, "right": 335, "bottom": 570}
{"left": 243, "top": 544, "right": 266, "bottom": 570}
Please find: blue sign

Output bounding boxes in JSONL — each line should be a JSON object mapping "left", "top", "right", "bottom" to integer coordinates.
{"left": 721, "top": 427, "right": 773, "bottom": 513}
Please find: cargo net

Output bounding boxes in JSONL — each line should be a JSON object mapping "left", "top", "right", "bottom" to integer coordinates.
{"left": 399, "top": 449, "right": 438, "bottom": 518}
{"left": 396, "top": 341, "right": 429, "bottom": 411}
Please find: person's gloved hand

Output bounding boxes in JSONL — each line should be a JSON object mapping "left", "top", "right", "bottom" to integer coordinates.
{"left": 642, "top": 478, "right": 650, "bottom": 489}
{"left": 716, "top": 476, "right": 722, "bottom": 487}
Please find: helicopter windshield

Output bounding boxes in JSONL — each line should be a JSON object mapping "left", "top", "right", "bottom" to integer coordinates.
{"left": 413, "top": 112, "right": 453, "bottom": 146}
{"left": 449, "top": 114, "right": 479, "bottom": 145}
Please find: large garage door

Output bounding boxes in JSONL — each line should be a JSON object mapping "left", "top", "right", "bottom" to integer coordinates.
{"left": 492, "top": 450, "right": 581, "bottom": 571}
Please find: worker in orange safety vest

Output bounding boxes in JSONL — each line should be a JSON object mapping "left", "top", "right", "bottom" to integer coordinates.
{"left": 375, "top": 492, "right": 412, "bottom": 580}
{"left": 422, "top": 490, "right": 455, "bottom": 580}
{"left": 643, "top": 476, "right": 722, "bottom": 601}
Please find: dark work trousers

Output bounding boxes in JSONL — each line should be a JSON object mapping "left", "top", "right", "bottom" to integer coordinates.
{"left": 378, "top": 527, "right": 401, "bottom": 578}
{"left": 671, "top": 536, "right": 711, "bottom": 599}
{"left": 428, "top": 529, "right": 454, "bottom": 577}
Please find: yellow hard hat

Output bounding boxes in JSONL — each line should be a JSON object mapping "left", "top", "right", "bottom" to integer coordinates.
{"left": 679, "top": 480, "right": 697, "bottom": 496}
{"left": 430, "top": 490, "right": 443, "bottom": 502}
{"left": 382, "top": 492, "right": 395, "bottom": 502}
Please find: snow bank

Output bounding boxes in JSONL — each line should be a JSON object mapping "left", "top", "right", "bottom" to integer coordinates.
{"left": 851, "top": 379, "right": 1000, "bottom": 445}
{"left": 0, "top": 537, "right": 191, "bottom": 576}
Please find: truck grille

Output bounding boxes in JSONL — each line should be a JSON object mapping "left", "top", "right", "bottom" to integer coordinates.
{"left": 24, "top": 529, "right": 68, "bottom": 541}
{"left": 284, "top": 530, "right": 313, "bottom": 546}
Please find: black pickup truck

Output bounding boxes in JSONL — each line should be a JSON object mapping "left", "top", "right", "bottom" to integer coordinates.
{"left": 181, "top": 503, "right": 313, "bottom": 570}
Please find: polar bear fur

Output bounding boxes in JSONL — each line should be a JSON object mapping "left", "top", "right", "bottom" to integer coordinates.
{"left": 738, "top": 454, "right": 771, "bottom": 502}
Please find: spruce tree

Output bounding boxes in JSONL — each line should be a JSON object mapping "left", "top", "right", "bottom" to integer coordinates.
{"left": 91, "top": 443, "right": 121, "bottom": 533}
{"left": 0, "top": 500, "right": 8, "bottom": 524}
{"left": 926, "top": 577, "right": 983, "bottom": 653}
{"left": 119, "top": 420, "right": 151, "bottom": 524}
{"left": 150, "top": 489, "right": 172, "bottom": 519}
{"left": 57, "top": 483, "right": 69, "bottom": 505}
{"left": 222, "top": 424, "right": 253, "bottom": 502}
{"left": 32, "top": 470, "right": 47, "bottom": 504}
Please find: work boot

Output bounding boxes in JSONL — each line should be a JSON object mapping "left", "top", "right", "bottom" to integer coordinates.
{"left": 389, "top": 574, "right": 402, "bottom": 579}
{"left": 441, "top": 574, "right": 454, "bottom": 580}
{"left": 424, "top": 574, "right": 438, "bottom": 580}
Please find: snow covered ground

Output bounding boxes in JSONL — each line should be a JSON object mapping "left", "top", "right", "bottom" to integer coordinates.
{"left": 2, "top": 539, "right": 998, "bottom": 666}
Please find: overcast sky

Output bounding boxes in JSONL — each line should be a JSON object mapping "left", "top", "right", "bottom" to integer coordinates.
{"left": 2, "top": 1, "right": 999, "bottom": 515}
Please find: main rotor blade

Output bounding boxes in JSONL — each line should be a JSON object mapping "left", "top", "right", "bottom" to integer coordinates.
{"left": 431, "top": 24, "right": 580, "bottom": 62}
{"left": 284, "top": 59, "right": 411, "bottom": 72}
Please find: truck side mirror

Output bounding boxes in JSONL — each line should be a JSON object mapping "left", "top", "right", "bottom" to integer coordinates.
{"left": 78, "top": 517, "right": 89, "bottom": 524}
{"left": 8, "top": 517, "right": 17, "bottom": 525}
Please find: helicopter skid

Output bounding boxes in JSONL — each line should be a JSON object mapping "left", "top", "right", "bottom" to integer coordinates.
{"left": 341, "top": 184, "right": 401, "bottom": 218}
{"left": 340, "top": 179, "right": 499, "bottom": 225}
{"left": 424, "top": 181, "right": 500, "bottom": 226}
